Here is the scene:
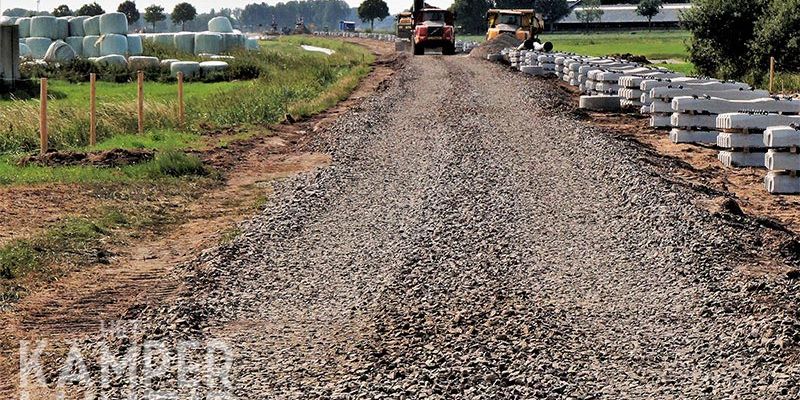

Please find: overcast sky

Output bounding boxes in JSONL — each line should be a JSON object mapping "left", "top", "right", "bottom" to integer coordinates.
{"left": 2, "top": 0, "right": 453, "bottom": 15}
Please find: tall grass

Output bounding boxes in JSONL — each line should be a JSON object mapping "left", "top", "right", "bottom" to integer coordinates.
{"left": 0, "top": 36, "right": 374, "bottom": 154}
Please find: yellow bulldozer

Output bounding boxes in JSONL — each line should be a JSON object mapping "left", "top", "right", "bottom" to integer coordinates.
{"left": 485, "top": 9, "right": 552, "bottom": 51}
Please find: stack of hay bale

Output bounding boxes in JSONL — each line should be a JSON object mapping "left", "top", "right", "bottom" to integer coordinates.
{"left": 142, "top": 16, "right": 254, "bottom": 56}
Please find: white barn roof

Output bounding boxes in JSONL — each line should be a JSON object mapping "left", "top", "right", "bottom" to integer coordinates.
{"left": 559, "top": 3, "right": 692, "bottom": 24}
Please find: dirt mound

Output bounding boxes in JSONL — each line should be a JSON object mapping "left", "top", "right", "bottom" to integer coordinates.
{"left": 18, "top": 148, "right": 155, "bottom": 167}
{"left": 469, "top": 33, "right": 521, "bottom": 59}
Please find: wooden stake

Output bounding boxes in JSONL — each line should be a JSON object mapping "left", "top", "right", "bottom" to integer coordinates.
{"left": 89, "top": 73, "right": 97, "bottom": 146}
{"left": 177, "top": 72, "right": 185, "bottom": 127}
{"left": 769, "top": 56, "right": 775, "bottom": 93}
{"left": 39, "top": 78, "right": 48, "bottom": 155}
{"left": 137, "top": 70, "right": 144, "bottom": 135}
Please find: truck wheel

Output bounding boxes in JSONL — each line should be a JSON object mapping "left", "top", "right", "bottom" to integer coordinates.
{"left": 413, "top": 43, "right": 424, "bottom": 55}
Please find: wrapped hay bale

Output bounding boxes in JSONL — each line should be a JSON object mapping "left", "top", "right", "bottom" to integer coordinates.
{"left": 44, "top": 40, "right": 77, "bottom": 62}
{"left": 170, "top": 61, "right": 200, "bottom": 78}
{"left": 99, "top": 12, "right": 128, "bottom": 35}
{"left": 99, "top": 34, "right": 128, "bottom": 56}
{"left": 95, "top": 54, "right": 127, "bottom": 67}
{"left": 245, "top": 38, "right": 259, "bottom": 51}
{"left": 19, "top": 43, "right": 32, "bottom": 58}
{"left": 1, "top": 16, "right": 18, "bottom": 25}
{"left": 15, "top": 17, "right": 31, "bottom": 38}
{"left": 25, "top": 37, "right": 52, "bottom": 59}
{"left": 30, "top": 16, "right": 58, "bottom": 39}
{"left": 65, "top": 36, "right": 83, "bottom": 56}
{"left": 127, "top": 35, "right": 143, "bottom": 56}
{"left": 221, "top": 33, "right": 243, "bottom": 52}
{"left": 208, "top": 17, "right": 233, "bottom": 33}
{"left": 82, "top": 35, "right": 101, "bottom": 58}
{"left": 128, "top": 56, "right": 160, "bottom": 70}
{"left": 200, "top": 60, "right": 228, "bottom": 76}
{"left": 160, "top": 59, "right": 180, "bottom": 68}
{"left": 194, "top": 32, "right": 222, "bottom": 55}
{"left": 83, "top": 16, "right": 101, "bottom": 36}
{"left": 174, "top": 32, "right": 195, "bottom": 54}
{"left": 69, "top": 16, "right": 87, "bottom": 36}
{"left": 56, "top": 17, "right": 70, "bottom": 40}
{"left": 154, "top": 33, "right": 176, "bottom": 48}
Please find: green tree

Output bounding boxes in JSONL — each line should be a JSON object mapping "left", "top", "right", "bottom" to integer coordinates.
{"left": 534, "top": 0, "right": 570, "bottom": 31}
{"left": 76, "top": 2, "right": 105, "bottom": 16}
{"left": 172, "top": 3, "right": 198, "bottom": 31}
{"left": 750, "top": 0, "right": 800, "bottom": 74}
{"left": 52, "top": 5, "right": 73, "bottom": 17}
{"left": 144, "top": 5, "right": 167, "bottom": 32}
{"left": 450, "top": 0, "right": 491, "bottom": 34}
{"left": 495, "top": 0, "right": 533, "bottom": 8}
{"left": 117, "top": 1, "right": 140, "bottom": 24}
{"left": 358, "top": 0, "right": 389, "bottom": 31}
{"left": 682, "top": 0, "right": 769, "bottom": 78}
{"left": 575, "top": 0, "right": 603, "bottom": 33}
{"left": 635, "top": 0, "right": 662, "bottom": 31}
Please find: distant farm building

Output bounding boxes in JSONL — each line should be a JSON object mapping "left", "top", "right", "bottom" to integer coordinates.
{"left": 555, "top": 3, "right": 692, "bottom": 30}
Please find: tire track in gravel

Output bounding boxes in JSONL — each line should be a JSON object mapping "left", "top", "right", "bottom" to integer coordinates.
{"left": 56, "top": 54, "right": 800, "bottom": 399}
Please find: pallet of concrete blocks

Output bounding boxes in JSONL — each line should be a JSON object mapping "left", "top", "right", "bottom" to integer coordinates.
{"left": 647, "top": 80, "right": 750, "bottom": 128}
{"left": 764, "top": 126, "right": 800, "bottom": 193}
{"left": 668, "top": 89, "right": 773, "bottom": 144}
{"left": 537, "top": 54, "right": 557, "bottom": 75}
{"left": 716, "top": 113, "right": 800, "bottom": 167}
{"left": 618, "top": 72, "right": 682, "bottom": 110}
{"left": 508, "top": 50, "right": 521, "bottom": 69}
{"left": 639, "top": 77, "right": 713, "bottom": 115}
{"left": 587, "top": 67, "right": 656, "bottom": 96}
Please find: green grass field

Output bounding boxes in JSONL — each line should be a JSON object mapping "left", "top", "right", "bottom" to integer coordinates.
{"left": 0, "top": 36, "right": 373, "bottom": 185}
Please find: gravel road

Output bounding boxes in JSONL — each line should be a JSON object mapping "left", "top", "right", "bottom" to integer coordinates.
{"left": 97, "top": 54, "right": 800, "bottom": 399}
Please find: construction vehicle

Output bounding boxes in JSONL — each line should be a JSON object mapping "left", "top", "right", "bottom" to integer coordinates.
{"left": 396, "top": 12, "right": 414, "bottom": 39}
{"left": 486, "top": 9, "right": 552, "bottom": 51}
{"left": 410, "top": 0, "right": 456, "bottom": 55}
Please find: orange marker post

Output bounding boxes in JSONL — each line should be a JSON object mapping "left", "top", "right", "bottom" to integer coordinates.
{"left": 178, "top": 72, "right": 185, "bottom": 127}
{"left": 39, "top": 78, "right": 48, "bottom": 155}
{"left": 90, "top": 73, "right": 97, "bottom": 146}
{"left": 137, "top": 70, "right": 144, "bottom": 135}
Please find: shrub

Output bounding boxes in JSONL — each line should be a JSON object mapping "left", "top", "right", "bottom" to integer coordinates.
{"left": 750, "top": 0, "right": 800, "bottom": 73}
{"left": 147, "top": 150, "right": 207, "bottom": 177}
{"left": 682, "top": 0, "right": 769, "bottom": 79}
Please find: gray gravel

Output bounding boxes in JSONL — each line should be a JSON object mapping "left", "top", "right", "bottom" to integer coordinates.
{"left": 95, "top": 55, "right": 800, "bottom": 399}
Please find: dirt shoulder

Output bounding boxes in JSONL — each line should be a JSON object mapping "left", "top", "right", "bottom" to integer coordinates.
{"left": 0, "top": 38, "right": 402, "bottom": 397}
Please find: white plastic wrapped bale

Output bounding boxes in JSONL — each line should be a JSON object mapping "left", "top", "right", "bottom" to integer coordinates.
{"left": 99, "top": 12, "right": 128, "bottom": 35}
{"left": 99, "top": 34, "right": 128, "bottom": 56}
{"left": 170, "top": 61, "right": 200, "bottom": 78}
{"left": 199, "top": 60, "right": 228, "bottom": 76}
{"left": 19, "top": 43, "right": 32, "bottom": 58}
{"left": 82, "top": 36, "right": 101, "bottom": 58}
{"left": 127, "top": 34, "right": 143, "bottom": 56}
{"left": 221, "top": 33, "right": 244, "bottom": 52}
{"left": 44, "top": 40, "right": 77, "bottom": 62}
{"left": 194, "top": 33, "right": 222, "bottom": 55}
{"left": 154, "top": 33, "right": 176, "bottom": 48}
{"left": 0, "top": 16, "right": 17, "bottom": 25}
{"left": 95, "top": 54, "right": 127, "bottom": 67}
{"left": 30, "top": 16, "right": 57, "bottom": 39}
{"left": 69, "top": 16, "right": 87, "bottom": 36}
{"left": 65, "top": 37, "right": 83, "bottom": 56}
{"left": 83, "top": 16, "right": 101, "bottom": 36}
{"left": 208, "top": 17, "right": 233, "bottom": 33}
{"left": 160, "top": 59, "right": 180, "bottom": 68}
{"left": 245, "top": 38, "right": 259, "bottom": 51}
{"left": 128, "top": 56, "right": 160, "bottom": 70}
{"left": 16, "top": 18, "right": 31, "bottom": 38}
{"left": 56, "top": 17, "right": 70, "bottom": 40}
{"left": 173, "top": 32, "right": 195, "bottom": 54}
{"left": 25, "top": 37, "right": 52, "bottom": 59}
